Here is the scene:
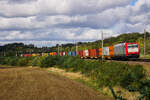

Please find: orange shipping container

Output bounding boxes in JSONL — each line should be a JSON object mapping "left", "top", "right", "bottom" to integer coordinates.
{"left": 109, "top": 46, "right": 114, "bottom": 57}
{"left": 99, "top": 48, "right": 102, "bottom": 57}
{"left": 89, "top": 49, "right": 99, "bottom": 58}
{"left": 49, "top": 52, "right": 53, "bottom": 56}
{"left": 24, "top": 54, "right": 32, "bottom": 57}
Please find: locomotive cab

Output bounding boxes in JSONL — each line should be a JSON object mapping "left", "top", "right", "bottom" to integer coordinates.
{"left": 127, "top": 43, "right": 140, "bottom": 58}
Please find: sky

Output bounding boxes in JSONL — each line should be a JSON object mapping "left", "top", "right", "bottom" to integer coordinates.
{"left": 0, "top": 0, "right": 150, "bottom": 47}
{"left": 131, "top": 0, "right": 138, "bottom": 5}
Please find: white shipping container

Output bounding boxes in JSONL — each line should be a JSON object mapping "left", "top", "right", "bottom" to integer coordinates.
{"left": 63, "top": 52, "right": 65, "bottom": 56}
{"left": 103, "top": 47, "right": 109, "bottom": 56}
{"left": 85, "top": 50, "right": 89, "bottom": 56}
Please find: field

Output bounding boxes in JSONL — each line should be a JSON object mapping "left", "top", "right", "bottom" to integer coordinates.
{"left": 0, "top": 65, "right": 112, "bottom": 100}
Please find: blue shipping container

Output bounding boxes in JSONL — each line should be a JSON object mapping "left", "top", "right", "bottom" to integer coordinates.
{"left": 71, "top": 51, "right": 76, "bottom": 56}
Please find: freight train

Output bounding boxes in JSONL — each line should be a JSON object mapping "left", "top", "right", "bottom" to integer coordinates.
{"left": 22, "top": 42, "right": 140, "bottom": 59}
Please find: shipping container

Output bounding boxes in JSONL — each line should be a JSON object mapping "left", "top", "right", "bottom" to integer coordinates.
{"left": 109, "top": 46, "right": 114, "bottom": 57}
{"left": 53, "top": 52, "right": 57, "bottom": 56}
{"left": 83, "top": 50, "right": 89, "bottom": 58}
{"left": 63, "top": 52, "right": 66, "bottom": 56}
{"left": 99, "top": 48, "right": 102, "bottom": 57}
{"left": 96, "top": 49, "right": 100, "bottom": 57}
{"left": 49, "top": 52, "right": 53, "bottom": 56}
{"left": 103, "top": 47, "right": 109, "bottom": 56}
{"left": 37, "top": 53, "right": 41, "bottom": 56}
{"left": 20, "top": 54, "right": 24, "bottom": 57}
{"left": 24, "top": 54, "right": 32, "bottom": 57}
{"left": 78, "top": 50, "right": 84, "bottom": 58}
{"left": 65, "top": 52, "right": 68, "bottom": 56}
{"left": 42, "top": 53, "right": 49, "bottom": 57}
{"left": 32, "top": 53, "right": 36, "bottom": 57}
{"left": 68, "top": 52, "right": 72, "bottom": 56}
{"left": 59, "top": 52, "right": 63, "bottom": 56}
{"left": 71, "top": 51, "right": 76, "bottom": 56}
{"left": 89, "top": 49, "right": 99, "bottom": 58}
{"left": 32, "top": 53, "right": 41, "bottom": 56}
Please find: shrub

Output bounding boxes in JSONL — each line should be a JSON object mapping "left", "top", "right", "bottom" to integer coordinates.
{"left": 18, "top": 58, "right": 28, "bottom": 66}
{"left": 9, "top": 57, "right": 19, "bottom": 66}
{"left": 1, "top": 57, "right": 11, "bottom": 65}
{"left": 69, "top": 58, "right": 85, "bottom": 72}
{"left": 96, "top": 62, "right": 145, "bottom": 88}
{"left": 61, "top": 56, "right": 76, "bottom": 69}
{"left": 120, "top": 64, "right": 145, "bottom": 91}
{"left": 40, "top": 56, "right": 59, "bottom": 68}
{"left": 31, "top": 57, "right": 43, "bottom": 66}
{"left": 0, "top": 57, "right": 5, "bottom": 64}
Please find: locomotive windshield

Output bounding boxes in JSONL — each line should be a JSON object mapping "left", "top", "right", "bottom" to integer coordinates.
{"left": 128, "top": 44, "right": 138, "bottom": 48}
{"left": 128, "top": 44, "right": 139, "bottom": 53}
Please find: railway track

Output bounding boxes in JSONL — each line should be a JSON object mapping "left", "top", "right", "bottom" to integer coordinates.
{"left": 85, "top": 58, "right": 150, "bottom": 62}
{"left": 124, "top": 58, "right": 150, "bottom": 62}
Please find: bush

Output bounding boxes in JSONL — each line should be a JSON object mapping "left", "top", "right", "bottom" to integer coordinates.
{"left": 96, "top": 62, "right": 145, "bottom": 88}
{"left": 69, "top": 58, "right": 85, "bottom": 72}
{"left": 9, "top": 57, "right": 19, "bottom": 66}
{"left": 40, "top": 56, "right": 59, "bottom": 68}
{"left": 61, "top": 56, "right": 76, "bottom": 69}
{"left": 120, "top": 64, "right": 145, "bottom": 91}
{"left": 18, "top": 58, "right": 28, "bottom": 66}
{"left": 31, "top": 57, "right": 43, "bottom": 66}
{"left": 2, "top": 57, "right": 12, "bottom": 65}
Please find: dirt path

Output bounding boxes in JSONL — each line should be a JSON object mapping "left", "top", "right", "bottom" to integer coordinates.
{"left": 0, "top": 66, "right": 112, "bottom": 100}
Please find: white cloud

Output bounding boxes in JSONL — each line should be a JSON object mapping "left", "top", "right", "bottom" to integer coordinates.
{"left": 0, "top": 0, "right": 131, "bottom": 17}
{"left": 0, "top": 31, "right": 34, "bottom": 40}
{"left": 0, "top": 0, "right": 150, "bottom": 47}
{"left": 0, "top": 16, "right": 41, "bottom": 30}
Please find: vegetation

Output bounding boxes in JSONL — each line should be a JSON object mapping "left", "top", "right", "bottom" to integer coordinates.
{"left": 0, "top": 56, "right": 149, "bottom": 99}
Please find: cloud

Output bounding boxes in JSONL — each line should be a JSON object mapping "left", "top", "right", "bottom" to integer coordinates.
{"left": 0, "top": 0, "right": 149, "bottom": 47}
{"left": 0, "top": 0, "right": 131, "bottom": 17}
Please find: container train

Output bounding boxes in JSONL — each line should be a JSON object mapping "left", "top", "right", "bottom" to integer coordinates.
{"left": 22, "top": 42, "right": 140, "bottom": 59}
